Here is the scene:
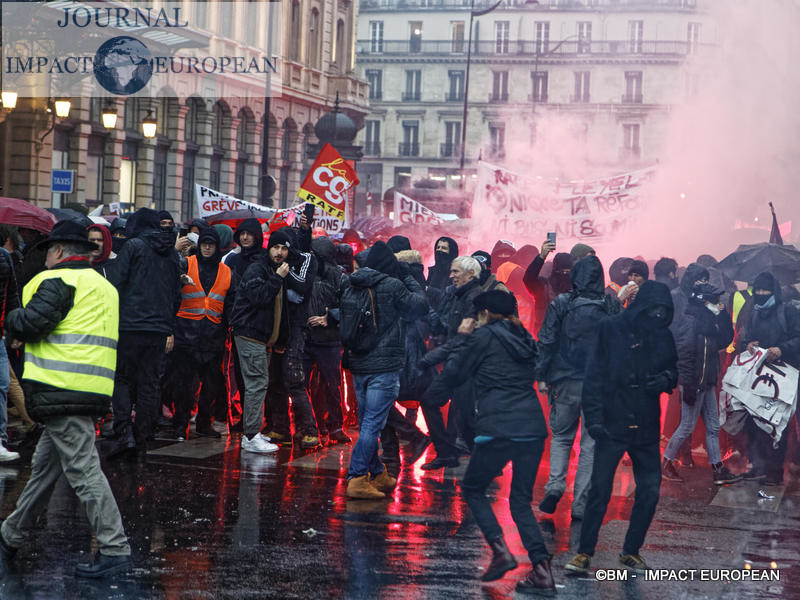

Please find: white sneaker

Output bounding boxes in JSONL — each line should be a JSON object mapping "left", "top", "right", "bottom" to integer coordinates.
{"left": 241, "top": 433, "right": 278, "bottom": 454}
{"left": 0, "top": 446, "right": 20, "bottom": 462}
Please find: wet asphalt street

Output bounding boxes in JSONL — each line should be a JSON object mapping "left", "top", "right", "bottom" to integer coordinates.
{"left": 0, "top": 425, "right": 797, "bottom": 600}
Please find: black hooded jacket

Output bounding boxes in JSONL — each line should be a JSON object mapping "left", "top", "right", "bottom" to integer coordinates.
{"left": 536, "top": 256, "right": 621, "bottom": 384}
{"left": 442, "top": 318, "right": 547, "bottom": 439}
{"left": 736, "top": 272, "right": 800, "bottom": 369}
{"left": 669, "top": 262, "right": 710, "bottom": 333}
{"left": 224, "top": 218, "right": 266, "bottom": 280}
{"left": 307, "top": 237, "right": 347, "bottom": 345}
{"left": 107, "top": 226, "right": 181, "bottom": 335}
{"left": 230, "top": 254, "right": 290, "bottom": 347}
{"left": 582, "top": 281, "right": 678, "bottom": 444}
{"left": 426, "top": 236, "right": 458, "bottom": 308}
{"left": 342, "top": 267, "right": 426, "bottom": 374}
{"left": 673, "top": 297, "right": 734, "bottom": 391}
{"left": 523, "top": 252, "right": 574, "bottom": 332}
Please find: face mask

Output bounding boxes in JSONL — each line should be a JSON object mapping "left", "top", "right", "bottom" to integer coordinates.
{"left": 111, "top": 237, "right": 126, "bottom": 254}
{"left": 706, "top": 302, "right": 721, "bottom": 315}
{"left": 753, "top": 294, "right": 776, "bottom": 310}
{"left": 549, "top": 272, "right": 572, "bottom": 295}
{"left": 639, "top": 305, "right": 670, "bottom": 330}
{"left": 434, "top": 250, "right": 450, "bottom": 266}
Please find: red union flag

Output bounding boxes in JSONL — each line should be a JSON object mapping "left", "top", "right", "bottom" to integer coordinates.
{"left": 297, "top": 143, "right": 359, "bottom": 221}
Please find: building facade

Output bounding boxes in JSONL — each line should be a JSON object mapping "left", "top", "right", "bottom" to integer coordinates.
{"left": 355, "top": 0, "right": 714, "bottom": 206}
{"left": 0, "top": 0, "right": 369, "bottom": 222}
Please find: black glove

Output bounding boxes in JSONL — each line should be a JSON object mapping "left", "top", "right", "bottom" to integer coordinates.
{"left": 682, "top": 386, "right": 698, "bottom": 406}
{"left": 645, "top": 371, "right": 672, "bottom": 394}
{"left": 588, "top": 424, "right": 611, "bottom": 441}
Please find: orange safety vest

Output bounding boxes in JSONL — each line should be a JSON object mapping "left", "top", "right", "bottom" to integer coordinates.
{"left": 177, "top": 256, "right": 232, "bottom": 324}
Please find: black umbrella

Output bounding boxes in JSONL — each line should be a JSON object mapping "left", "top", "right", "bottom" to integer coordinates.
{"left": 46, "top": 208, "right": 93, "bottom": 228}
{"left": 718, "top": 242, "right": 800, "bottom": 284}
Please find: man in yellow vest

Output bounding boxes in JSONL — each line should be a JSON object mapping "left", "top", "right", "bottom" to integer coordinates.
{"left": 0, "top": 221, "right": 131, "bottom": 578}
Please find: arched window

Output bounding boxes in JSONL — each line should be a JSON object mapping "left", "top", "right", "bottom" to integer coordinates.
{"left": 308, "top": 8, "right": 320, "bottom": 69}
{"left": 211, "top": 102, "right": 229, "bottom": 191}
{"left": 335, "top": 19, "right": 345, "bottom": 70}
{"left": 236, "top": 109, "right": 253, "bottom": 199}
{"left": 290, "top": 0, "right": 302, "bottom": 62}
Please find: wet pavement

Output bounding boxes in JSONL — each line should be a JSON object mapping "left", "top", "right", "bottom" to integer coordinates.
{"left": 0, "top": 424, "right": 797, "bottom": 599}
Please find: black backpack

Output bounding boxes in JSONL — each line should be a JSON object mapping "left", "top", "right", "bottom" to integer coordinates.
{"left": 339, "top": 285, "right": 379, "bottom": 353}
{"left": 558, "top": 295, "right": 616, "bottom": 371}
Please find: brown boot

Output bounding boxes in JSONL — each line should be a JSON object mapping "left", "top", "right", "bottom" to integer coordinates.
{"left": 369, "top": 469, "right": 397, "bottom": 493}
{"left": 516, "top": 556, "right": 556, "bottom": 596}
{"left": 346, "top": 475, "right": 386, "bottom": 500}
{"left": 481, "top": 537, "right": 518, "bottom": 582}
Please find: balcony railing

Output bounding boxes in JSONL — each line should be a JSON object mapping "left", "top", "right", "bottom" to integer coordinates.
{"left": 444, "top": 91, "right": 463, "bottom": 102}
{"left": 621, "top": 93, "right": 644, "bottom": 104}
{"left": 364, "top": 142, "right": 381, "bottom": 156}
{"left": 440, "top": 143, "right": 462, "bottom": 158}
{"left": 399, "top": 142, "right": 420, "bottom": 157}
{"left": 401, "top": 91, "right": 421, "bottom": 101}
{"left": 357, "top": 39, "right": 693, "bottom": 57}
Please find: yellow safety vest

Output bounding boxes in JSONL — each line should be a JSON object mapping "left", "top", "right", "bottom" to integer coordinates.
{"left": 22, "top": 266, "right": 119, "bottom": 397}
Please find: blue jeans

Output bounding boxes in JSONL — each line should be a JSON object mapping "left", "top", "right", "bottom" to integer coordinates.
{"left": 347, "top": 371, "right": 400, "bottom": 479}
{"left": 664, "top": 385, "right": 721, "bottom": 465}
{"left": 0, "top": 340, "right": 9, "bottom": 445}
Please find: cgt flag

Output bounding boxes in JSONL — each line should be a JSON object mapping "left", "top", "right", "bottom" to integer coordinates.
{"left": 297, "top": 143, "right": 359, "bottom": 221}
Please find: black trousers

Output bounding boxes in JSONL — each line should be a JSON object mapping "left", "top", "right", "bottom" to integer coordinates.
{"left": 746, "top": 416, "right": 788, "bottom": 480}
{"left": 266, "top": 326, "right": 318, "bottom": 437}
{"left": 578, "top": 437, "right": 661, "bottom": 557}
{"left": 380, "top": 406, "right": 425, "bottom": 462}
{"left": 112, "top": 331, "right": 167, "bottom": 446}
{"left": 303, "top": 342, "right": 344, "bottom": 433}
{"left": 163, "top": 350, "right": 227, "bottom": 434}
{"left": 420, "top": 374, "right": 475, "bottom": 460}
{"left": 462, "top": 438, "right": 550, "bottom": 565}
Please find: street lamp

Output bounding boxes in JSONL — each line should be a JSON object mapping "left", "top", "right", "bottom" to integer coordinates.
{"left": 0, "top": 91, "right": 17, "bottom": 110}
{"left": 101, "top": 103, "right": 118, "bottom": 130}
{"left": 54, "top": 98, "right": 71, "bottom": 119}
{"left": 141, "top": 110, "right": 157, "bottom": 138}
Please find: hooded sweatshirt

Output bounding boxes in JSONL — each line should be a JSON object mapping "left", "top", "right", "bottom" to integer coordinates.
{"left": 522, "top": 251, "right": 574, "bottom": 333}
{"left": 87, "top": 224, "right": 114, "bottom": 274}
{"left": 669, "top": 262, "right": 710, "bottom": 334}
{"left": 107, "top": 207, "right": 181, "bottom": 335}
{"left": 307, "top": 237, "right": 347, "bottom": 345}
{"left": 426, "top": 236, "right": 459, "bottom": 295}
{"left": 224, "top": 218, "right": 266, "bottom": 279}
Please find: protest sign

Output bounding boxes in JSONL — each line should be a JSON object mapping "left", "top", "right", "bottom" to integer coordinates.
{"left": 195, "top": 184, "right": 272, "bottom": 218}
{"left": 392, "top": 192, "right": 443, "bottom": 227}
{"left": 273, "top": 202, "right": 349, "bottom": 236}
{"left": 472, "top": 161, "right": 656, "bottom": 243}
{"left": 297, "top": 143, "right": 359, "bottom": 220}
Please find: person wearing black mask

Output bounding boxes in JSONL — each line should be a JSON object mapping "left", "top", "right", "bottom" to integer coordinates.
{"left": 522, "top": 238, "right": 574, "bottom": 332}
{"left": 109, "top": 219, "right": 128, "bottom": 255}
{"left": 566, "top": 281, "right": 677, "bottom": 575}
{"left": 472, "top": 251, "right": 509, "bottom": 292}
{"left": 163, "top": 227, "right": 237, "bottom": 440}
{"left": 736, "top": 271, "right": 800, "bottom": 485}
{"left": 426, "top": 236, "right": 459, "bottom": 309}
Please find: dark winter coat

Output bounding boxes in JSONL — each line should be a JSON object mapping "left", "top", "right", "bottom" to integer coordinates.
{"left": 673, "top": 300, "right": 734, "bottom": 391}
{"left": 224, "top": 218, "right": 266, "bottom": 280}
{"left": 106, "top": 229, "right": 181, "bottom": 335}
{"left": 523, "top": 253, "right": 574, "bottom": 332}
{"left": 442, "top": 319, "right": 547, "bottom": 439}
{"left": 343, "top": 267, "right": 426, "bottom": 374}
{"left": 736, "top": 273, "right": 800, "bottom": 369}
{"left": 536, "top": 256, "right": 621, "bottom": 384}
{"left": 6, "top": 260, "right": 110, "bottom": 419}
{"left": 426, "top": 236, "right": 459, "bottom": 308}
{"left": 423, "top": 278, "right": 483, "bottom": 366}
{"left": 230, "top": 255, "right": 289, "bottom": 347}
{"left": 582, "top": 281, "right": 678, "bottom": 445}
{"left": 670, "top": 262, "right": 710, "bottom": 333}
{"left": 308, "top": 237, "right": 347, "bottom": 346}
{"left": 0, "top": 248, "right": 20, "bottom": 337}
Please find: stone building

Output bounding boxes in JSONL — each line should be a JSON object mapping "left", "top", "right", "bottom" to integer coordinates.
{"left": 0, "top": 0, "right": 369, "bottom": 221}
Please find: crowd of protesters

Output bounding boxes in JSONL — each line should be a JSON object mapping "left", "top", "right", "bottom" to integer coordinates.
{"left": 1, "top": 206, "right": 799, "bottom": 591}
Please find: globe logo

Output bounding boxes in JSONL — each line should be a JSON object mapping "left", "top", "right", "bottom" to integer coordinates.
{"left": 93, "top": 36, "right": 153, "bottom": 95}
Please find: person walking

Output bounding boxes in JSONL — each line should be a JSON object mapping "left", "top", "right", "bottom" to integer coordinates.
{"left": 1, "top": 221, "right": 131, "bottom": 577}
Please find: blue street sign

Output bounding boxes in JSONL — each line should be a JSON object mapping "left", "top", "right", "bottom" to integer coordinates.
{"left": 51, "top": 169, "right": 74, "bottom": 193}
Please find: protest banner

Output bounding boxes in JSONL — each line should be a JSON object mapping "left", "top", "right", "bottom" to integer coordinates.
{"left": 272, "top": 202, "right": 349, "bottom": 236}
{"left": 472, "top": 161, "right": 656, "bottom": 243}
{"left": 195, "top": 184, "right": 273, "bottom": 218}
{"left": 392, "top": 192, "right": 443, "bottom": 227}
{"left": 297, "top": 143, "right": 359, "bottom": 220}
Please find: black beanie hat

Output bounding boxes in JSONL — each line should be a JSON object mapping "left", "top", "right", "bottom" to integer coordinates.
{"left": 365, "top": 241, "right": 398, "bottom": 275}
{"left": 387, "top": 235, "right": 412, "bottom": 253}
{"left": 552, "top": 252, "right": 574, "bottom": 271}
{"left": 752, "top": 271, "right": 778, "bottom": 294}
{"left": 472, "top": 250, "right": 491, "bottom": 269}
{"left": 473, "top": 290, "right": 517, "bottom": 316}
{"left": 158, "top": 210, "right": 173, "bottom": 222}
{"left": 268, "top": 229, "right": 292, "bottom": 250}
{"left": 197, "top": 227, "right": 220, "bottom": 248}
